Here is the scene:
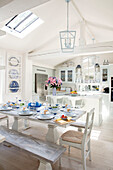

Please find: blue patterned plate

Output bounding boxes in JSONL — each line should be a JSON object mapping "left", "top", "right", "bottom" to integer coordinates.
{"left": 9, "top": 81, "right": 19, "bottom": 93}
{"left": 37, "top": 114, "right": 54, "bottom": 120}
{"left": 9, "top": 57, "right": 19, "bottom": 66}
{"left": 9, "top": 69, "right": 19, "bottom": 79}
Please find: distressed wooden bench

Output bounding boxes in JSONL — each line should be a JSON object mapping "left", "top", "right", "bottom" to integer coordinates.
{"left": 0, "top": 126, "right": 66, "bottom": 170}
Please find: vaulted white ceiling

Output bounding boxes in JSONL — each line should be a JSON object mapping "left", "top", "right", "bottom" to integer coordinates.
{"left": 0, "top": 0, "right": 113, "bottom": 67}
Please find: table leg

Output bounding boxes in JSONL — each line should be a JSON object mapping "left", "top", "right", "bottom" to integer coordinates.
{"left": 38, "top": 161, "right": 52, "bottom": 170}
{"left": 12, "top": 117, "right": 19, "bottom": 131}
{"left": 46, "top": 124, "right": 59, "bottom": 143}
{"left": 24, "top": 120, "right": 30, "bottom": 129}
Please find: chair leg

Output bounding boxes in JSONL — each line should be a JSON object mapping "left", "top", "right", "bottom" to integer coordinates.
{"left": 82, "top": 147, "right": 86, "bottom": 170}
{"left": 68, "top": 146, "right": 70, "bottom": 154}
{"left": 88, "top": 140, "right": 91, "bottom": 161}
{"left": 59, "top": 157, "right": 61, "bottom": 167}
{"left": 7, "top": 117, "right": 9, "bottom": 129}
{"left": 59, "top": 139, "right": 62, "bottom": 167}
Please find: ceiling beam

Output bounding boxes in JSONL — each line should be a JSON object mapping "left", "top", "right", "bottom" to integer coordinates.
{"left": 71, "top": 0, "right": 96, "bottom": 42}
{"left": 28, "top": 41, "right": 113, "bottom": 58}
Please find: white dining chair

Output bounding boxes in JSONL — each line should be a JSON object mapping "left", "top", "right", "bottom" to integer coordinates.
{"left": 59, "top": 108, "right": 95, "bottom": 170}
{"left": 46, "top": 96, "right": 54, "bottom": 105}
{"left": 62, "top": 97, "right": 72, "bottom": 106}
{"left": 57, "top": 97, "right": 63, "bottom": 105}
{"left": 75, "top": 99, "right": 84, "bottom": 109}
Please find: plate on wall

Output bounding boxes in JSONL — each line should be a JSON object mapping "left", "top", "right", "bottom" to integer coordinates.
{"left": 9, "top": 57, "right": 19, "bottom": 66}
{"left": 9, "top": 69, "right": 19, "bottom": 79}
{"left": 9, "top": 81, "right": 19, "bottom": 93}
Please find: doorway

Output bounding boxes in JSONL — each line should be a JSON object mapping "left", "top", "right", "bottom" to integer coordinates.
{"left": 35, "top": 74, "right": 48, "bottom": 102}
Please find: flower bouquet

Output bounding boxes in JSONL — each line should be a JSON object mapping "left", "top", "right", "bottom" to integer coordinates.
{"left": 45, "top": 77, "right": 62, "bottom": 95}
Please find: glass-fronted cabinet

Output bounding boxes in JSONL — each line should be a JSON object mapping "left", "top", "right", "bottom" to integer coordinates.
{"left": 61, "top": 70, "right": 66, "bottom": 82}
{"left": 67, "top": 70, "right": 73, "bottom": 82}
{"left": 59, "top": 68, "right": 75, "bottom": 83}
{"left": 102, "top": 68, "right": 108, "bottom": 82}
{"left": 100, "top": 65, "right": 109, "bottom": 85}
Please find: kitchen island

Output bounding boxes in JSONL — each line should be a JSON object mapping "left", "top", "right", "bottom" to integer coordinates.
{"left": 46, "top": 93, "right": 102, "bottom": 126}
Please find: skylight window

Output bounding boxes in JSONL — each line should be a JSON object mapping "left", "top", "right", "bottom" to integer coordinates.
{"left": 2, "top": 10, "right": 44, "bottom": 38}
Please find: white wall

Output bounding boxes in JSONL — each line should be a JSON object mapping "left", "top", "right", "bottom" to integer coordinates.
{"left": 0, "top": 49, "right": 6, "bottom": 103}
{"left": 0, "top": 48, "right": 25, "bottom": 102}
{"left": 22, "top": 53, "right": 33, "bottom": 101}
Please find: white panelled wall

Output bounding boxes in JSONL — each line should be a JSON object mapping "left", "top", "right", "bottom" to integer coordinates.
{"left": 0, "top": 48, "right": 33, "bottom": 103}
{"left": 22, "top": 53, "right": 33, "bottom": 102}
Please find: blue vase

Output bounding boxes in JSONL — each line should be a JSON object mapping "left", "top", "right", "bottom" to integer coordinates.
{"left": 52, "top": 87, "right": 56, "bottom": 96}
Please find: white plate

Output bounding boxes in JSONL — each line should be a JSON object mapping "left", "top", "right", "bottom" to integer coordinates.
{"left": 0, "top": 107, "right": 12, "bottom": 111}
{"left": 65, "top": 112, "right": 77, "bottom": 117}
{"left": 37, "top": 114, "right": 54, "bottom": 120}
{"left": 18, "top": 111, "right": 33, "bottom": 116}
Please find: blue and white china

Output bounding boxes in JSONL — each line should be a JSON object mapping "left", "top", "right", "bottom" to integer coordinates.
{"left": 9, "top": 81, "right": 19, "bottom": 93}
{"left": 0, "top": 106, "right": 12, "bottom": 111}
{"left": 9, "top": 57, "right": 19, "bottom": 66}
{"left": 37, "top": 114, "right": 54, "bottom": 120}
{"left": 9, "top": 69, "right": 19, "bottom": 79}
{"left": 18, "top": 111, "right": 33, "bottom": 116}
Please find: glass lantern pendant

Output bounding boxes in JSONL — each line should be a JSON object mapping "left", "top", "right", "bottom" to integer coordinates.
{"left": 59, "top": 0, "right": 76, "bottom": 52}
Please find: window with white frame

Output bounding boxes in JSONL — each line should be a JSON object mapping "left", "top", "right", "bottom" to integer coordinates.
{"left": 2, "top": 10, "right": 44, "bottom": 38}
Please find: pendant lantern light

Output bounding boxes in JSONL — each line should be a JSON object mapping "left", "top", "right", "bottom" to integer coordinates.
{"left": 59, "top": 0, "right": 76, "bottom": 52}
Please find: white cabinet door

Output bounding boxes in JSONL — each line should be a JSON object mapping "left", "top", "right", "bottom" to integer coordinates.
{"left": 59, "top": 68, "right": 75, "bottom": 83}
{"left": 100, "top": 65, "right": 109, "bottom": 84}
{"left": 60, "top": 70, "right": 66, "bottom": 82}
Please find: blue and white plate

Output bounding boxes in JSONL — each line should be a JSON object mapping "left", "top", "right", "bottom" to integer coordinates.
{"left": 64, "top": 112, "right": 77, "bottom": 117}
{"left": 9, "top": 81, "right": 19, "bottom": 93}
{"left": 9, "top": 69, "right": 19, "bottom": 79}
{"left": 9, "top": 57, "right": 19, "bottom": 66}
{"left": 18, "top": 111, "right": 33, "bottom": 116}
{"left": 0, "top": 107, "right": 12, "bottom": 111}
{"left": 37, "top": 114, "right": 54, "bottom": 120}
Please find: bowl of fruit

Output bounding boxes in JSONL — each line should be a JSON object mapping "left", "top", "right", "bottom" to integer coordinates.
{"left": 61, "top": 115, "right": 68, "bottom": 121}
{"left": 70, "top": 91, "right": 77, "bottom": 96}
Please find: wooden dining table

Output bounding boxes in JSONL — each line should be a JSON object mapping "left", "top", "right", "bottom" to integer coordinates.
{"left": 0, "top": 107, "right": 86, "bottom": 143}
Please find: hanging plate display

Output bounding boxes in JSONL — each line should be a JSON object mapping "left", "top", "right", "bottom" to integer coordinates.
{"left": 9, "top": 69, "right": 19, "bottom": 79}
{"left": 9, "top": 81, "right": 19, "bottom": 93}
{"left": 9, "top": 57, "right": 19, "bottom": 66}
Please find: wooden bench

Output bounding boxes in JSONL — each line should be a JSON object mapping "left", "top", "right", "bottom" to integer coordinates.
{"left": 0, "top": 114, "right": 9, "bottom": 128}
{"left": 0, "top": 126, "right": 66, "bottom": 170}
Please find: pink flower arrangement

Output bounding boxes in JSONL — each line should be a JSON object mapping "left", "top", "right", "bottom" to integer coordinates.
{"left": 45, "top": 77, "right": 62, "bottom": 88}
